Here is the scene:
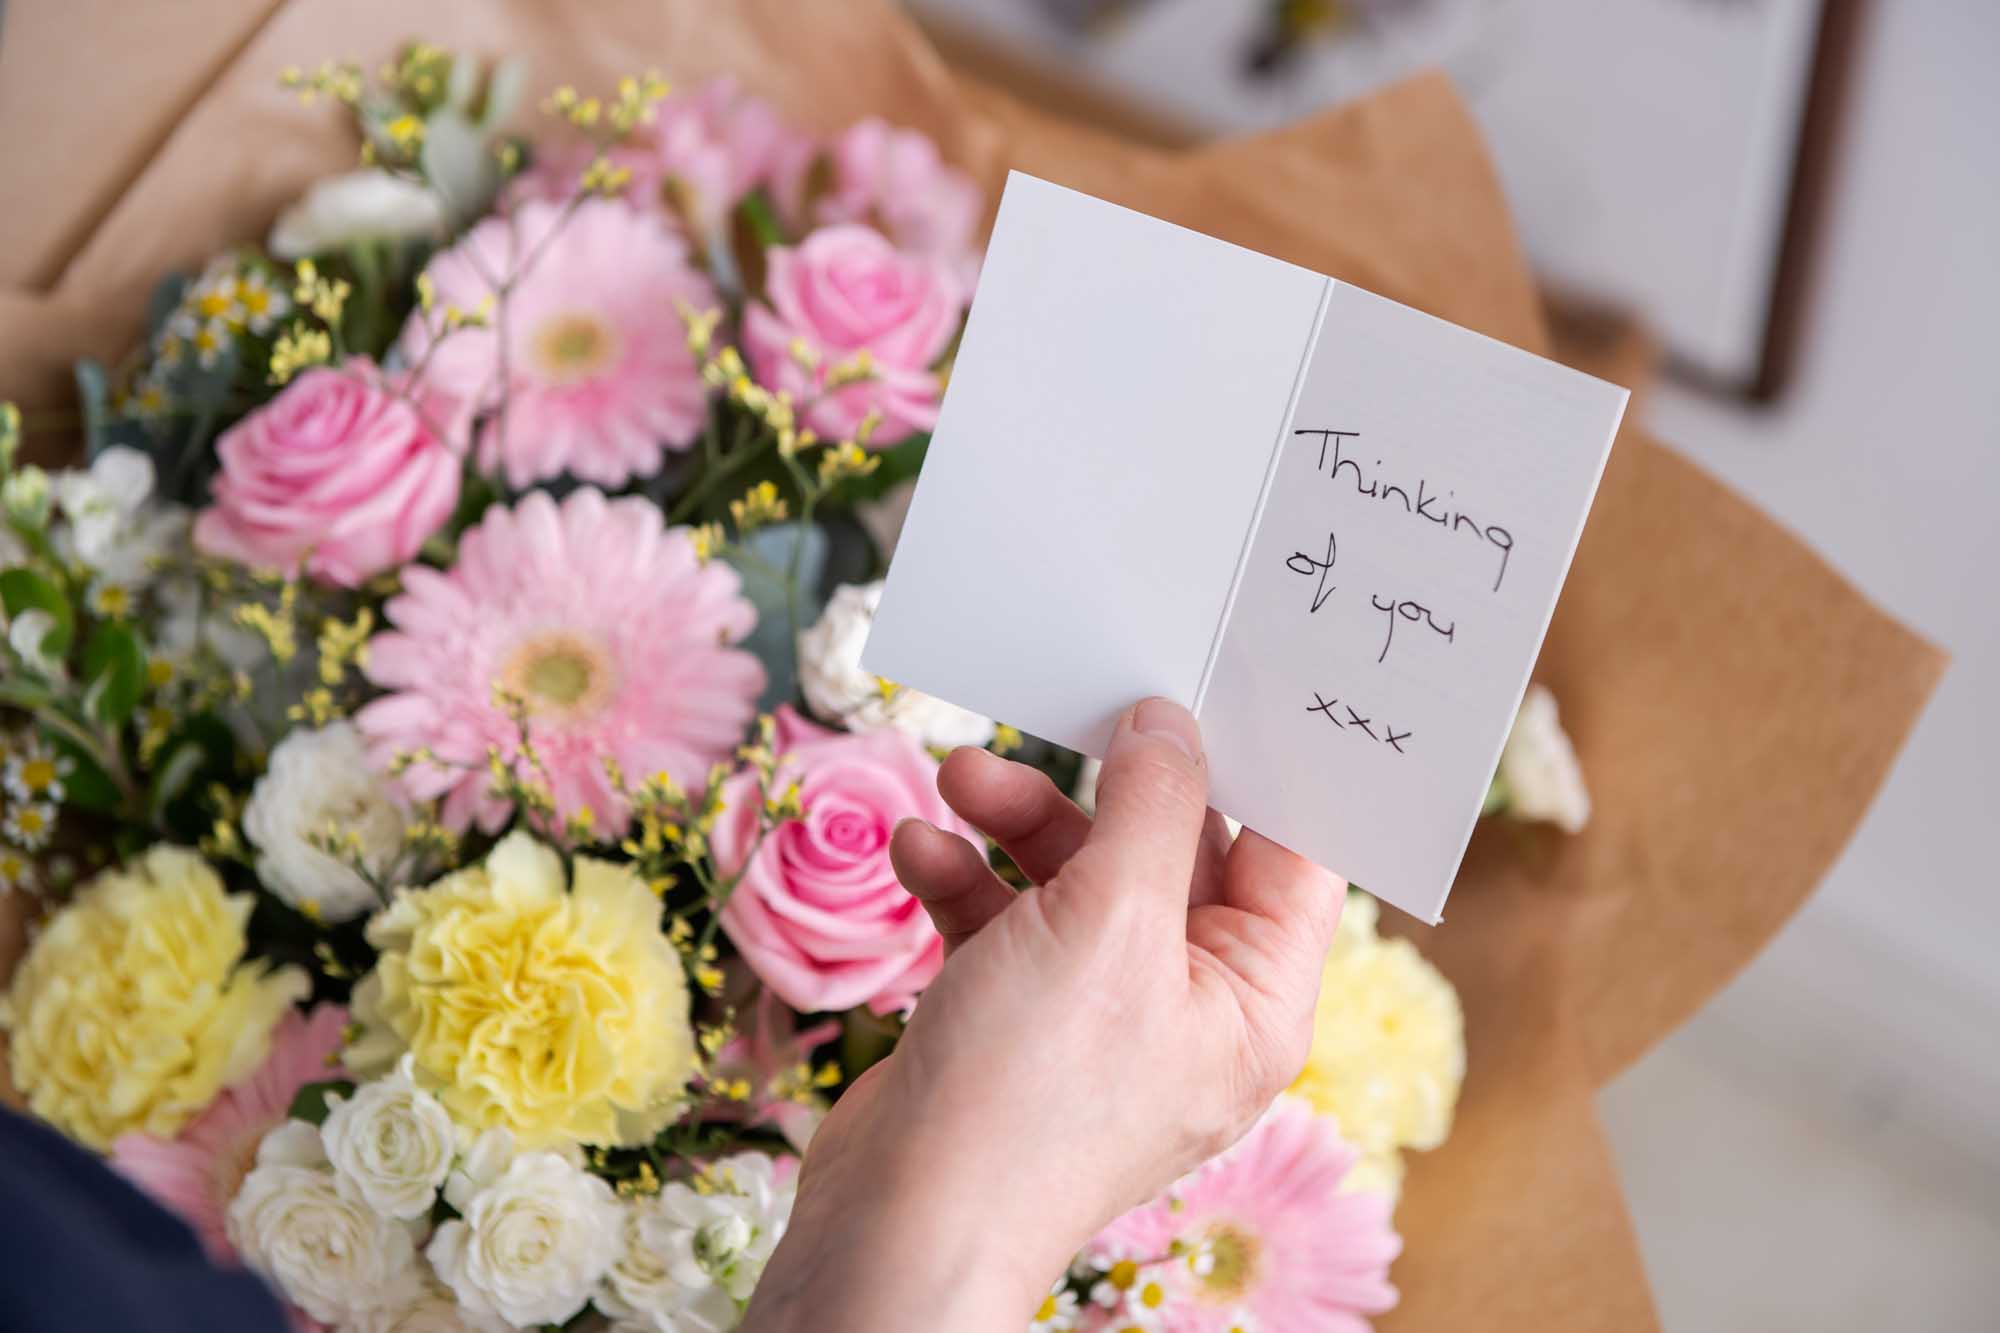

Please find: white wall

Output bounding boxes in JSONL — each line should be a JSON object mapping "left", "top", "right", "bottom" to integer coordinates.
{"left": 1600, "top": 2, "right": 2000, "bottom": 1327}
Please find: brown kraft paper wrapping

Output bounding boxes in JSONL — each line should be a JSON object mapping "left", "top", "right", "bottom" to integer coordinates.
{"left": 0, "top": 3, "right": 1946, "bottom": 1328}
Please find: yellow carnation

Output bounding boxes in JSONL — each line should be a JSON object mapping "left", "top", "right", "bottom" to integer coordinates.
{"left": 348, "top": 832, "right": 696, "bottom": 1150}
{"left": 1290, "top": 891, "right": 1466, "bottom": 1199}
{"left": 0, "top": 846, "right": 308, "bottom": 1150}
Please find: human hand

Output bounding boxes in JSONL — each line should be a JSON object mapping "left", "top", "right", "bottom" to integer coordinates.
{"left": 742, "top": 698, "right": 1345, "bottom": 1331}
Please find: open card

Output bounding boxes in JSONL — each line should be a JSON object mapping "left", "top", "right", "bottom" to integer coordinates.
{"left": 864, "top": 173, "right": 1627, "bottom": 922}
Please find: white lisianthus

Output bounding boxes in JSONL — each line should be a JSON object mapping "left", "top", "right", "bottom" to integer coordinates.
{"left": 322, "top": 1055, "right": 457, "bottom": 1219}
{"left": 269, "top": 169, "right": 449, "bottom": 258}
{"left": 226, "top": 1121, "right": 425, "bottom": 1324}
{"left": 598, "top": 1193, "right": 741, "bottom": 1333}
{"left": 797, "top": 581, "right": 995, "bottom": 748}
{"left": 1495, "top": 683, "right": 1591, "bottom": 833}
{"left": 342, "top": 1281, "right": 517, "bottom": 1333}
{"left": 49, "top": 447, "right": 189, "bottom": 606}
{"left": 242, "top": 721, "right": 405, "bottom": 920}
{"left": 635, "top": 1153, "right": 796, "bottom": 1306}
{"left": 429, "top": 1129, "right": 624, "bottom": 1328}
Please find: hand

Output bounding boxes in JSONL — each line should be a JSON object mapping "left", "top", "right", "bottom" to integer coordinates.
{"left": 742, "top": 698, "right": 1345, "bottom": 1330}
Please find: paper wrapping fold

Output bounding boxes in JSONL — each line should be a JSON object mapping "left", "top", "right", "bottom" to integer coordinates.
{"left": 0, "top": 3, "right": 1944, "bottom": 1328}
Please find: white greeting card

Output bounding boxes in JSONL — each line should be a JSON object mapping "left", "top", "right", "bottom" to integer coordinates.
{"left": 863, "top": 173, "right": 1626, "bottom": 923}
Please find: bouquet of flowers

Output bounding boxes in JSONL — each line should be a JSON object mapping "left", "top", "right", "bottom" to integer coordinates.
{"left": 0, "top": 44, "right": 1590, "bottom": 1332}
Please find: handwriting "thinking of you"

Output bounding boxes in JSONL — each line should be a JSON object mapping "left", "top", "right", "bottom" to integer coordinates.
{"left": 1295, "top": 428, "right": 1515, "bottom": 593}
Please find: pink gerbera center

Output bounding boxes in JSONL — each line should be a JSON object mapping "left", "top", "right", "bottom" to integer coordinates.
{"left": 501, "top": 629, "right": 618, "bottom": 719}
{"left": 532, "top": 312, "right": 622, "bottom": 384}
{"left": 1191, "top": 1221, "right": 1263, "bottom": 1304}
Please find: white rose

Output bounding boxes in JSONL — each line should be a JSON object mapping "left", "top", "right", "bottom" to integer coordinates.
{"left": 797, "top": 582, "right": 995, "bottom": 749}
{"left": 243, "top": 720, "right": 405, "bottom": 920}
{"left": 322, "top": 1055, "right": 457, "bottom": 1219}
{"left": 343, "top": 1281, "right": 517, "bottom": 1333}
{"left": 269, "top": 169, "right": 449, "bottom": 259}
{"left": 226, "top": 1121, "right": 425, "bottom": 1324}
{"left": 1496, "top": 683, "right": 1591, "bottom": 833}
{"left": 429, "top": 1131, "right": 624, "bottom": 1328}
{"left": 635, "top": 1153, "right": 795, "bottom": 1306}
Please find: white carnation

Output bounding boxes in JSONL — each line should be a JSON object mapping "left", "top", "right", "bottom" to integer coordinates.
{"left": 797, "top": 581, "right": 995, "bottom": 749}
{"left": 1496, "top": 683, "right": 1591, "bottom": 833}
{"left": 269, "top": 169, "right": 449, "bottom": 259}
{"left": 243, "top": 721, "right": 405, "bottom": 920}
{"left": 226, "top": 1121, "right": 425, "bottom": 1324}
{"left": 322, "top": 1055, "right": 457, "bottom": 1219}
{"left": 429, "top": 1130, "right": 624, "bottom": 1328}
{"left": 634, "top": 1153, "right": 795, "bottom": 1306}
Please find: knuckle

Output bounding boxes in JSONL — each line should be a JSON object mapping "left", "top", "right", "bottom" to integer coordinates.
{"left": 1104, "top": 748, "right": 1206, "bottom": 818}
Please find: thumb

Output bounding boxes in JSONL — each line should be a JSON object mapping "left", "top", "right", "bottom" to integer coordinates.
{"left": 1069, "top": 697, "right": 1209, "bottom": 919}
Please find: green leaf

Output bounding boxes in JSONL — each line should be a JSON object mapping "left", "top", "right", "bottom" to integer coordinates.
{"left": 44, "top": 730, "right": 119, "bottom": 812}
{"left": 148, "top": 714, "right": 239, "bottom": 840}
{"left": 0, "top": 566, "right": 74, "bottom": 656}
{"left": 287, "top": 1079, "right": 356, "bottom": 1127}
{"left": 147, "top": 739, "right": 209, "bottom": 826}
{"left": 80, "top": 623, "right": 145, "bottom": 725}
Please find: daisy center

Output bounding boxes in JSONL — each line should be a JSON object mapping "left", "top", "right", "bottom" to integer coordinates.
{"left": 1194, "top": 1222, "right": 1261, "bottom": 1303}
{"left": 532, "top": 312, "right": 621, "bottom": 382}
{"left": 501, "top": 631, "right": 616, "bottom": 718}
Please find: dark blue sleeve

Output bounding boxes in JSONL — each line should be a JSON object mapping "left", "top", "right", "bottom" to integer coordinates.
{"left": 0, "top": 1108, "right": 289, "bottom": 1332}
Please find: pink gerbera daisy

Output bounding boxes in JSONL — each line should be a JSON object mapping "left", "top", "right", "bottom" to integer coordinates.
{"left": 401, "top": 198, "right": 717, "bottom": 487}
{"left": 508, "top": 79, "right": 813, "bottom": 239}
{"left": 110, "top": 1004, "right": 348, "bottom": 1262}
{"left": 356, "top": 488, "right": 765, "bottom": 835}
{"left": 1083, "top": 1097, "right": 1402, "bottom": 1332}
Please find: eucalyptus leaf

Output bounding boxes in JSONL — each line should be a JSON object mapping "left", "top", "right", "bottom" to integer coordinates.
{"left": 421, "top": 109, "right": 499, "bottom": 226}
{"left": 481, "top": 55, "right": 531, "bottom": 131}
{"left": 726, "top": 522, "right": 828, "bottom": 713}
{"left": 446, "top": 52, "right": 479, "bottom": 114}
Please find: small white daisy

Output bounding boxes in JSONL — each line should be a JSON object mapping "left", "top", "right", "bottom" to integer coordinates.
{"left": 1027, "top": 1281, "right": 1081, "bottom": 1333}
{"left": 191, "top": 317, "right": 234, "bottom": 369}
{"left": 3, "top": 741, "right": 71, "bottom": 803}
{"left": 3, "top": 801, "right": 57, "bottom": 851}
{"left": 235, "top": 270, "right": 292, "bottom": 335}
{"left": 0, "top": 844, "right": 36, "bottom": 895}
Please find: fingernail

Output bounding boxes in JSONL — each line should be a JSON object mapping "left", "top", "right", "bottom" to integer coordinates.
{"left": 1129, "top": 697, "right": 1201, "bottom": 762}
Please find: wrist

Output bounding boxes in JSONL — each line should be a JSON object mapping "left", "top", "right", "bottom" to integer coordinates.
{"left": 747, "top": 1107, "right": 1058, "bottom": 1330}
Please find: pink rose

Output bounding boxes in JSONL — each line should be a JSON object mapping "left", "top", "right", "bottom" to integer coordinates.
{"left": 714, "top": 707, "right": 974, "bottom": 1015}
{"left": 805, "top": 118, "right": 983, "bottom": 285}
{"left": 195, "top": 360, "right": 460, "bottom": 587}
{"left": 743, "top": 225, "right": 966, "bottom": 446}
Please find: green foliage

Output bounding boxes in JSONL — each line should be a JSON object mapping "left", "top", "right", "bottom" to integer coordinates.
{"left": 0, "top": 566, "right": 74, "bottom": 656}
{"left": 80, "top": 623, "right": 145, "bottom": 725}
{"left": 287, "top": 1079, "right": 357, "bottom": 1126}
